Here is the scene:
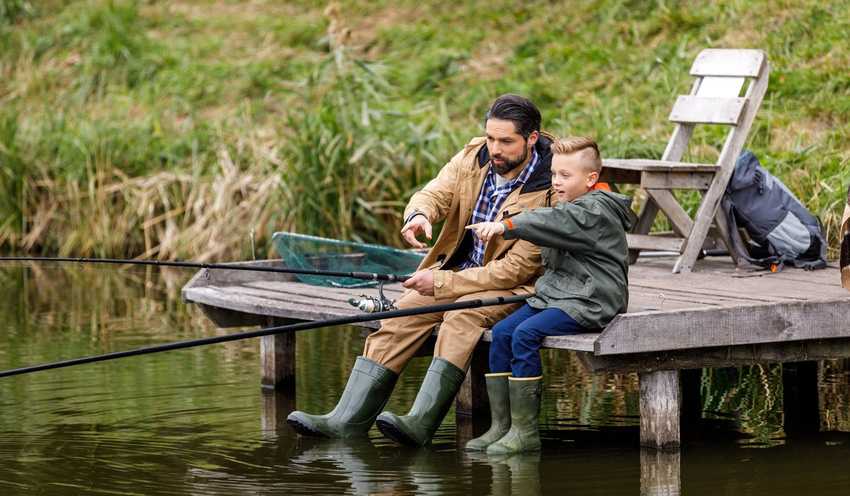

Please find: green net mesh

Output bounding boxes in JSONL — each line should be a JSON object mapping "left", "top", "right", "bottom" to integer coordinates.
{"left": 271, "top": 232, "right": 425, "bottom": 288}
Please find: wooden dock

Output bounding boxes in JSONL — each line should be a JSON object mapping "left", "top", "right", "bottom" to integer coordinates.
{"left": 182, "top": 258, "right": 850, "bottom": 450}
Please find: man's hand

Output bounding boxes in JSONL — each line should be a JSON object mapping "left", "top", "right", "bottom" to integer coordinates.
{"left": 401, "top": 214, "right": 432, "bottom": 248}
{"left": 402, "top": 269, "right": 435, "bottom": 296}
{"left": 466, "top": 221, "right": 505, "bottom": 243}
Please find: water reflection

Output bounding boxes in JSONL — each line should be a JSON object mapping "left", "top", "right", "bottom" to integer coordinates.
{"left": 640, "top": 449, "right": 680, "bottom": 496}
{"left": 2, "top": 263, "right": 850, "bottom": 494}
{"left": 261, "top": 389, "right": 296, "bottom": 438}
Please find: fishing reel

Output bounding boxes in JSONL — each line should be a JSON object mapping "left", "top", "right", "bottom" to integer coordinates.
{"left": 348, "top": 282, "right": 396, "bottom": 313}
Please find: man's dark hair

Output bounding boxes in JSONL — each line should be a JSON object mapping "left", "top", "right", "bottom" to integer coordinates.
{"left": 484, "top": 94, "right": 542, "bottom": 139}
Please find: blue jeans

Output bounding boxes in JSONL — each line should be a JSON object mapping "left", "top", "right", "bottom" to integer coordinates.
{"left": 490, "top": 304, "right": 585, "bottom": 377}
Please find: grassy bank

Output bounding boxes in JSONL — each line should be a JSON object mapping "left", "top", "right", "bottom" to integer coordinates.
{"left": 0, "top": 0, "right": 848, "bottom": 259}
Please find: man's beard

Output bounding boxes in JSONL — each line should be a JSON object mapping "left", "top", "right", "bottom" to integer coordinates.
{"left": 492, "top": 146, "right": 529, "bottom": 175}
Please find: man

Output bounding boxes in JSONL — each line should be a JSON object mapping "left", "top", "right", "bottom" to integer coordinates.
{"left": 287, "top": 94, "right": 554, "bottom": 446}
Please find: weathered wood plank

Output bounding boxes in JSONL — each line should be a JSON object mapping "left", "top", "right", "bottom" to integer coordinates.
{"left": 690, "top": 49, "right": 765, "bottom": 77}
{"left": 627, "top": 263, "right": 845, "bottom": 299}
{"left": 641, "top": 171, "right": 714, "bottom": 190}
{"left": 668, "top": 95, "right": 747, "bottom": 125}
{"left": 595, "top": 298, "right": 850, "bottom": 356}
{"left": 600, "top": 167, "right": 642, "bottom": 185}
{"left": 582, "top": 337, "right": 850, "bottom": 373}
{"left": 627, "top": 291, "right": 724, "bottom": 310}
{"left": 629, "top": 283, "right": 778, "bottom": 304}
{"left": 627, "top": 234, "right": 685, "bottom": 253}
{"left": 696, "top": 75, "right": 745, "bottom": 98}
{"left": 185, "top": 286, "right": 383, "bottom": 329}
{"left": 226, "top": 284, "right": 361, "bottom": 311}
{"left": 182, "top": 260, "right": 295, "bottom": 288}
{"left": 481, "top": 330, "right": 598, "bottom": 352}
{"left": 196, "top": 303, "right": 267, "bottom": 328}
{"left": 639, "top": 370, "right": 681, "bottom": 449}
{"left": 602, "top": 158, "right": 716, "bottom": 172}
{"left": 632, "top": 272, "right": 843, "bottom": 301}
{"left": 247, "top": 280, "right": 405, "bottom": 301}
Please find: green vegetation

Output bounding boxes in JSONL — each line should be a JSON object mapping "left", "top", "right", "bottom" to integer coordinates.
{"left": 0, "top": 0, "right": 848, "bottom": 259}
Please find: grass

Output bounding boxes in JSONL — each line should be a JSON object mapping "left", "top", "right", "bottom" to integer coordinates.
{"left": 0, "top": 0, "right": 848, "bottom": 259}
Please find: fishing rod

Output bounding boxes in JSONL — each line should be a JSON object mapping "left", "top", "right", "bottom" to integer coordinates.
{"left": 0, "top": 256, "right": 411, "bottom": 283}
{"left": 0, "top": 293, "right": 531, "bottom": 379}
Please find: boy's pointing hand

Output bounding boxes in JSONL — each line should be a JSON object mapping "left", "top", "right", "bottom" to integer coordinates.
{"left": 466, "top": 222, "right": 505, "bottom": 243}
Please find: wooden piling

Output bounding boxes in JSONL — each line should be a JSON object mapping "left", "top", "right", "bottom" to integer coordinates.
{"left": 456, "top": 341, "right": 490, "bottom": 417}
{"left": 639, "top": 369, "right": 681, "bottom": 450}
{"left": 261, "top": 317, "right": 297, "bottom": 392}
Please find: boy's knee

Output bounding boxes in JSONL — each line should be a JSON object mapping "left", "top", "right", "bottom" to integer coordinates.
{"left": 491, "top": 322, "right": 512, "bottom": 344}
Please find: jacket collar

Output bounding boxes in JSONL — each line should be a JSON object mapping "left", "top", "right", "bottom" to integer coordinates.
{"left": 476, "top": 133, "right": 553, "bottom": 194}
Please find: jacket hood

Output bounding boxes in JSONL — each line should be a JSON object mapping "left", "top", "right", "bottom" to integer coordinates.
{"left": 593, "top": 190, "right": 636, "bottom": 232}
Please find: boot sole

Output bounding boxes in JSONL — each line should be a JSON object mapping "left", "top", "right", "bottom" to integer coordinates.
{"left": 376, "top": 418, "right": 420, "bottom": 447}
{"left": 286, "top": 417, "right": 330, "bottom": 438}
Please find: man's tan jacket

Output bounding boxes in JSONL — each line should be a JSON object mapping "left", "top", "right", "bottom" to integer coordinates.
{"left": 404, "top": 135, "right": 554, "bottom": 300}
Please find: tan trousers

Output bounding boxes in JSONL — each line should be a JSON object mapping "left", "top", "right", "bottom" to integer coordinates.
{"left": 363, "top": 289, "right": 522, "bottom": 374}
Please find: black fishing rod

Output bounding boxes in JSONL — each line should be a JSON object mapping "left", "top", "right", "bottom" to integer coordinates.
{"left": 0, "top": 294, "right": 531, "bottom": 379}
{"left": 0, "top": 256, "right": 411, "bottom": 283}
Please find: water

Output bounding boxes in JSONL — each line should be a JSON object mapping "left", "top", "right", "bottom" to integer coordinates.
{"left": 1, "top": 264, "right": 850, "bottom": 495}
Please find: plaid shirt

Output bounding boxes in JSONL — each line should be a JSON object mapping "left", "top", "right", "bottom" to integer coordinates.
{"left": 458, "top": 150, "right": 540, "bottom": 269}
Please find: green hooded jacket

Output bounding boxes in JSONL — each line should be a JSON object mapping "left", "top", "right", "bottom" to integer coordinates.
{"left": 503, "top": 190, "right": 635, "bottom": 329}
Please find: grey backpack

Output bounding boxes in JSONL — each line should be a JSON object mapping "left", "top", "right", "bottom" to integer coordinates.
{"left": 722, "top": 151, "right": 827, "bottom": 271}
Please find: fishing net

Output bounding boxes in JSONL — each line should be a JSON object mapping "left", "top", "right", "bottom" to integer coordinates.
{"left": 271, "top": 232, "right": 425, "bottom": 288}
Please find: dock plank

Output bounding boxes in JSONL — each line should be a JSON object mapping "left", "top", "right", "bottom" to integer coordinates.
{"left": 481, "top": 330, "right": 599, "bottom": 352}
{"left": 596, "top": 297, "right": 850, "bottom": 355}
{"left": 187, "top": 286, "right": 383, "bottom": 329}
{"left": 245, "top": 280, "right": 405, "bottom": 302}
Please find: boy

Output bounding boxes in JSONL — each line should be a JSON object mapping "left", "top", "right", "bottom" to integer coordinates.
{"left": 464, "top": 136, "right": 634, "bottom": 454}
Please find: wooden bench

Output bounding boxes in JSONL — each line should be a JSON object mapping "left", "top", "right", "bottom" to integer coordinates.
{"left": 601, "top": 49, "right": 770, "bottom": 273}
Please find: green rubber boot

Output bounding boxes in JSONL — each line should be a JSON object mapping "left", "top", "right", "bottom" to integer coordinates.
{"left": 465, "top": 373, "right": 511, "bottom": 451}
{"left": 376, "top": 357, "right": 467, "bottom": 447}
{"left": 287, "top": 356, "right": 397, "bottom": 438}
{"left": 486, "top": 376, "right": 542, "bottom": 454}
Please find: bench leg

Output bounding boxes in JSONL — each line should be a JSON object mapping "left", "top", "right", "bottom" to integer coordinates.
{"left": 640, "top": 369, "right": 681, "bottom": 450}
{"left": 261, "top": 317, "right": 297, "bottom": 393}
{"left": 629, "top": 197, "right": 660, "bottom": 264}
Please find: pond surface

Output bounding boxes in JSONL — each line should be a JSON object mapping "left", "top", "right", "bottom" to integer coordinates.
{"left": 1, "top": 264, "right": 850, "bottom": 495}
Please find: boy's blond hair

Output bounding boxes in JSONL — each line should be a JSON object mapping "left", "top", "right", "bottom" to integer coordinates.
{"left": 551, "top": 137, "right": 602, "bottom": 173}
